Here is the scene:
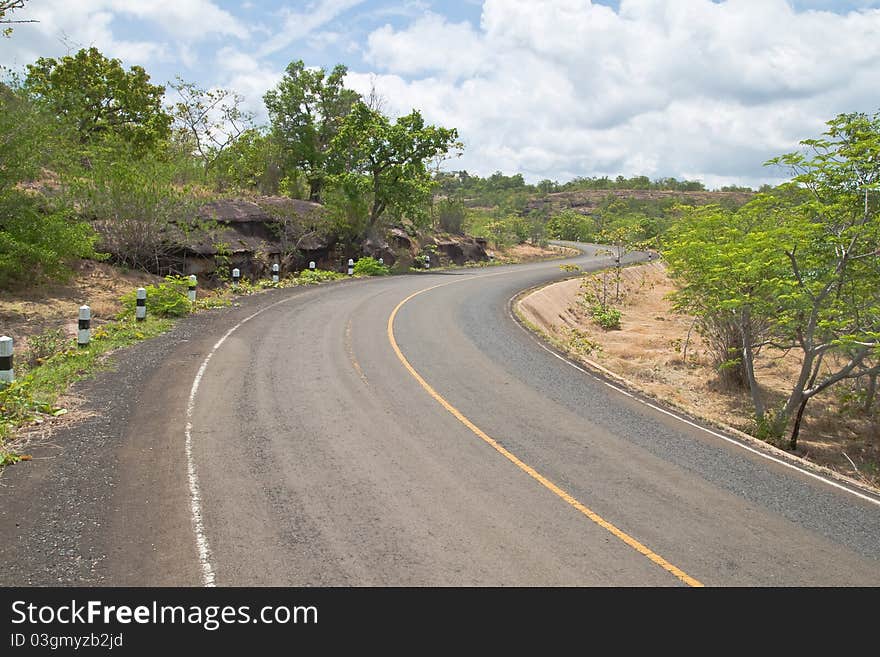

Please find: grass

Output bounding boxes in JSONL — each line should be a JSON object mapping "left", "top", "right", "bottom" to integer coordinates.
{"left": 0, "top": 317, "right": 172, "bottom": 463}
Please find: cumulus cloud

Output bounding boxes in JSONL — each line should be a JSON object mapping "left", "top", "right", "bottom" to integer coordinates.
{"left": 357, "top": 0, "right": 880, "bottom": 187}
{"left": 3, "top": 0, "right": 246, "bottom": 74}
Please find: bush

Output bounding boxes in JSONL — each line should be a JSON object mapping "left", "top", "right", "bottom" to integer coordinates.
{"left": 353, "top": 257, "right": 390, "bottom": 277}
{"left": 590, "top": 304, "right": 621, "bottom": 330}
{"left": 0, "top": 193, "right": 101, "bottom": 288}
{"left": 119, "top": 275, "right": 192, "bottom": 318}
{"left": 23, "top": 329, "right": 71, "bottom": 370}
{"left": 296, "top": 269, "right": 344, "bottom": 285}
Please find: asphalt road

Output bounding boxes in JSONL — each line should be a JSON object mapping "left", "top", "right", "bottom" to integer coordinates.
{"left": 2, "top": 244, "right": 879, "bottom": 586}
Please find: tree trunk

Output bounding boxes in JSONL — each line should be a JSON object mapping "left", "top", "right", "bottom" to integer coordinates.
{"left": 740, "top": 307, "right": 765, "bottom": 421}
{"left": 308, "top": 178, "right": 322, "bottom": 203}
{"left": 789, "top": 396, "right": 809, "bottom": 450}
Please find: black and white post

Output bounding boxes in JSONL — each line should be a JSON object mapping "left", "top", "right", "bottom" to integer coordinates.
{"left": 0, "top": 336, "right": 13, "bottom": 385}
{"left": 309, "top": 261, "right": 316, "bottom": 271}
{"left": 135, "top": 287, "right": 146, "bottom": 322}
{"left": 232, "top": 268, "right": 240, "bottom": 289}
{"left": 378, "top": 258, "right": 384, "bottom": 266}
{"left": 424, "top": 254, "right": 430, "bottom": 270}
{"left": 347, "top": 258, "right": 354, "bottom": 276}
{"left": 188, "top": 275, "right": 197, "bottom": 302}
{"left": 78, "top": 305, "right": 91, "bottom": 348}
{"left": 272, "top": 263, "right": 279, "bottom": 283}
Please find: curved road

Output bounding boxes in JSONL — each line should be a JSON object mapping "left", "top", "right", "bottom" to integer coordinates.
{"left": 2, "top": 244, "right": 879, "bottom": 586}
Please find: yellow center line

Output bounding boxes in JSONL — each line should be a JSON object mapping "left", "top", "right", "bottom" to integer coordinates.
{"left": 388, "top": 282, "right": 704, "bottom": 588}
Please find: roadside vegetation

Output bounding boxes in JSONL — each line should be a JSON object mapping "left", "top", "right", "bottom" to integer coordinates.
{"left": 1, "top": 4, "right": 876, "bottom": 475}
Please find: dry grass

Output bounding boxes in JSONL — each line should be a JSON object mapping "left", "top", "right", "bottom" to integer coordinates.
{"left": 0, "top": 260, "right": 163, "bottom": 350}
{"left": 518, "top": 262, "right": 880, "bottom": 489}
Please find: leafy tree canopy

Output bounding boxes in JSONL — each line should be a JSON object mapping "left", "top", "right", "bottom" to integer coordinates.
{"left": 24, "top": 47, "right": 171, "bottom": 155}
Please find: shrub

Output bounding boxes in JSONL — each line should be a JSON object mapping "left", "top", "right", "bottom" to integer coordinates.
{"left": 23, "top": 329, "right": 71, "bottom": 370}
{"left": 353, "top": 257, "right": 390, "bottom": 277}
{"left": 590, "top": 304, "right": 621, "bottom": 330}
{"left": 119, "top": 275, "right": 192, "bottom": 318}
{"left": 0, "top": 193, "right": 101, "bottom": 288}
{"left": 296, "top": 269, "right": 344, "bottom": 284}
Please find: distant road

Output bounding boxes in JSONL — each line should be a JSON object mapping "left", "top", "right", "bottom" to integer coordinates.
{"left": 2, "top": 243, "right": 879, "bottom": 586}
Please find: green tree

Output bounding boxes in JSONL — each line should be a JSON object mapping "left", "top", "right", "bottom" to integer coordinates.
{"left": 263, "top": 60, "right": 360, "bottom": 202}
{"left": 546, "top": 208, "right": 592, "bottom": 242}
{"left": 329, "top": 102, "right": 460, "bottom": 235}
{"left": 666, "top": 110, "right": 880, "bottom": 449}
{"left": 0, "top": 85, "right": 98, "bottom": 286}
{"left": 68, "top": 146, "right": 195, "bottom": 272}
{"left": 212, "top": 127, "right": 284, "bottom": 195}
{"left": 24, "top": 47, "right": 171, "bottom": 156}
{"left": 168, "top": 77, "right": 253, "bottom": 183}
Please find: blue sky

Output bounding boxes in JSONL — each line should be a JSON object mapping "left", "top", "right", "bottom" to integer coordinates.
{"left": 3, "top": 1, "right": 880, "bottom": 188}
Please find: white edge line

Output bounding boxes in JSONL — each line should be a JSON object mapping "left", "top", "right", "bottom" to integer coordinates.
{"left": 507, "top": 292, "right": 880, "bottom": 509}
{"left": 185, "top": 294, "right": 305, "bottom": 587}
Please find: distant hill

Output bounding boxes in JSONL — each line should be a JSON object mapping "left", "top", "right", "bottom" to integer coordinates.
{"left": 525, "top": 189, "right": 755, "bottom": 215}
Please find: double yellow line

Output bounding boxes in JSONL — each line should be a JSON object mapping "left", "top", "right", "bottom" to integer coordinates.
{"left": 387, "top": 283, "right": 703, "bottom": 588}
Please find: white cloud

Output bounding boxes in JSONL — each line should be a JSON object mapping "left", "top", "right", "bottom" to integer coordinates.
{"left": 357, "top": 0, "right": 880, "bottom": 186}
{"left": 258, "top": 0, "right": 365, "bottom": 57}
{"left": 106, "top": 0, "right": 248, "bottom": 40}
{"left": 3, "top": 0, "right": 246, "bottom": 75}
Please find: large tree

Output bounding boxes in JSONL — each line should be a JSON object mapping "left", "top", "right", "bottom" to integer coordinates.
{"left": 665, "top": 110, "right": 880, "bottom": 449}
{"left": 24, "top": 47, "right": 171, "bottom": 155}
{"left": 329, "top": 102, "right": 460, "bottom": 235}
{"left": 263, "top": 60, "right": 359, "bottom": 203}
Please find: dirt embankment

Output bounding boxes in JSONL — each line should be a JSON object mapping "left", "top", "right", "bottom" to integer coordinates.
{"left": 517, "top": 261, "right": 880, "bottom": 490}
{"left": 0, "top": 260, "right": 163, "bottom": 350}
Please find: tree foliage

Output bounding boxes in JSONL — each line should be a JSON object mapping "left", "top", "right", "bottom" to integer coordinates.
{"left": 24, "top": 47, "right": 171, "bottom": 155}
{"left": 328, "top": 102, "right": 460, "bottom": 235}
{"left": 168, "top": 77, "right": 253, "bottom": 183}
{"left": 665, "top": 110, "right": 880, "bottom": 448}
{"left": 263, "top": 60, "right": 359, "bottom": 202}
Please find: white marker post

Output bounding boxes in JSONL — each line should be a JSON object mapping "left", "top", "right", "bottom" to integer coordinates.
{"left": 424, "top": 254, "right": 430, "bottom": 270}
{"left": 272, "top": 263, "right": 279, "bottom": 283}
{"left": 378, "top": 258, "right": 384, "bottom": 266}
{"left": 232, "top": 268, "right": 240, "bottom": 289}
{"left": 347, "top": 258, "right": 354, "bottom": 276}
{"left": 78, "top": 305, "right": 91, "bottom": 347}
{"left": 188, "top": 275, "right": 197, "bottom": 302}
{"left": 135, "top": 287, "right": 146, "bottom": 322}
{"left": 309, "top": 261, "right": 316, "bottom": 271}
{"left": 0, "top": 336, "right": 13, "bottom": 385}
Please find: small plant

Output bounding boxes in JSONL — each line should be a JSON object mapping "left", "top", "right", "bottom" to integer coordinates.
{"left": 590, "top": 304, "right": 621, "bottom": 330}
{"left": 120, "top": 276, "right": 192, "bottom": 318}
{"left": 231, "top": 279, "right": 258, "bottom": 295}
{"left": 559, "top": 264, "right": 580, "bottom": 273}
{"left": 564, "top": 327, "right": 599, "bottom": 355}
{"left": 353, "top": 257, "right": 390, "bottom": 277}
{"left": 296, "top": 269, "right": 344, "bottom": 285}
{"left": 23, "top": 328, "right": 71, "bottom": 370}
{"left": 257, "top": 278, "right": 284, "bottom": 289}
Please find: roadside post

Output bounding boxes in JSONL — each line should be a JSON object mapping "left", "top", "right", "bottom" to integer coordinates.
{"left": 309, "top": 261, "right": 316, "bottom": 271}
{"left": 135, "top": 288, "right": 146, "bottom": 322}
{"left": 188, "top": 275, "right": 197, "bottom": 302}
{"left": 78, "top": 306, "right": 91, "bottom": 348}
{"left": 0, "top": 336, "right": 13, "bottom": 385}
{"left": 232, "top": 268, "right": 240, "bottom": 289}
{"left": 348, "top": 258, "right": 354, "bottom": 276}
{"left": 272, "top": 263, "right": 280, "bottom": 283}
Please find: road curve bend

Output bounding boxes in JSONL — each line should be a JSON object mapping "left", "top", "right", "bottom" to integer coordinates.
{"left": 2, "top": 244, "right": 878, "bottom": 586}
